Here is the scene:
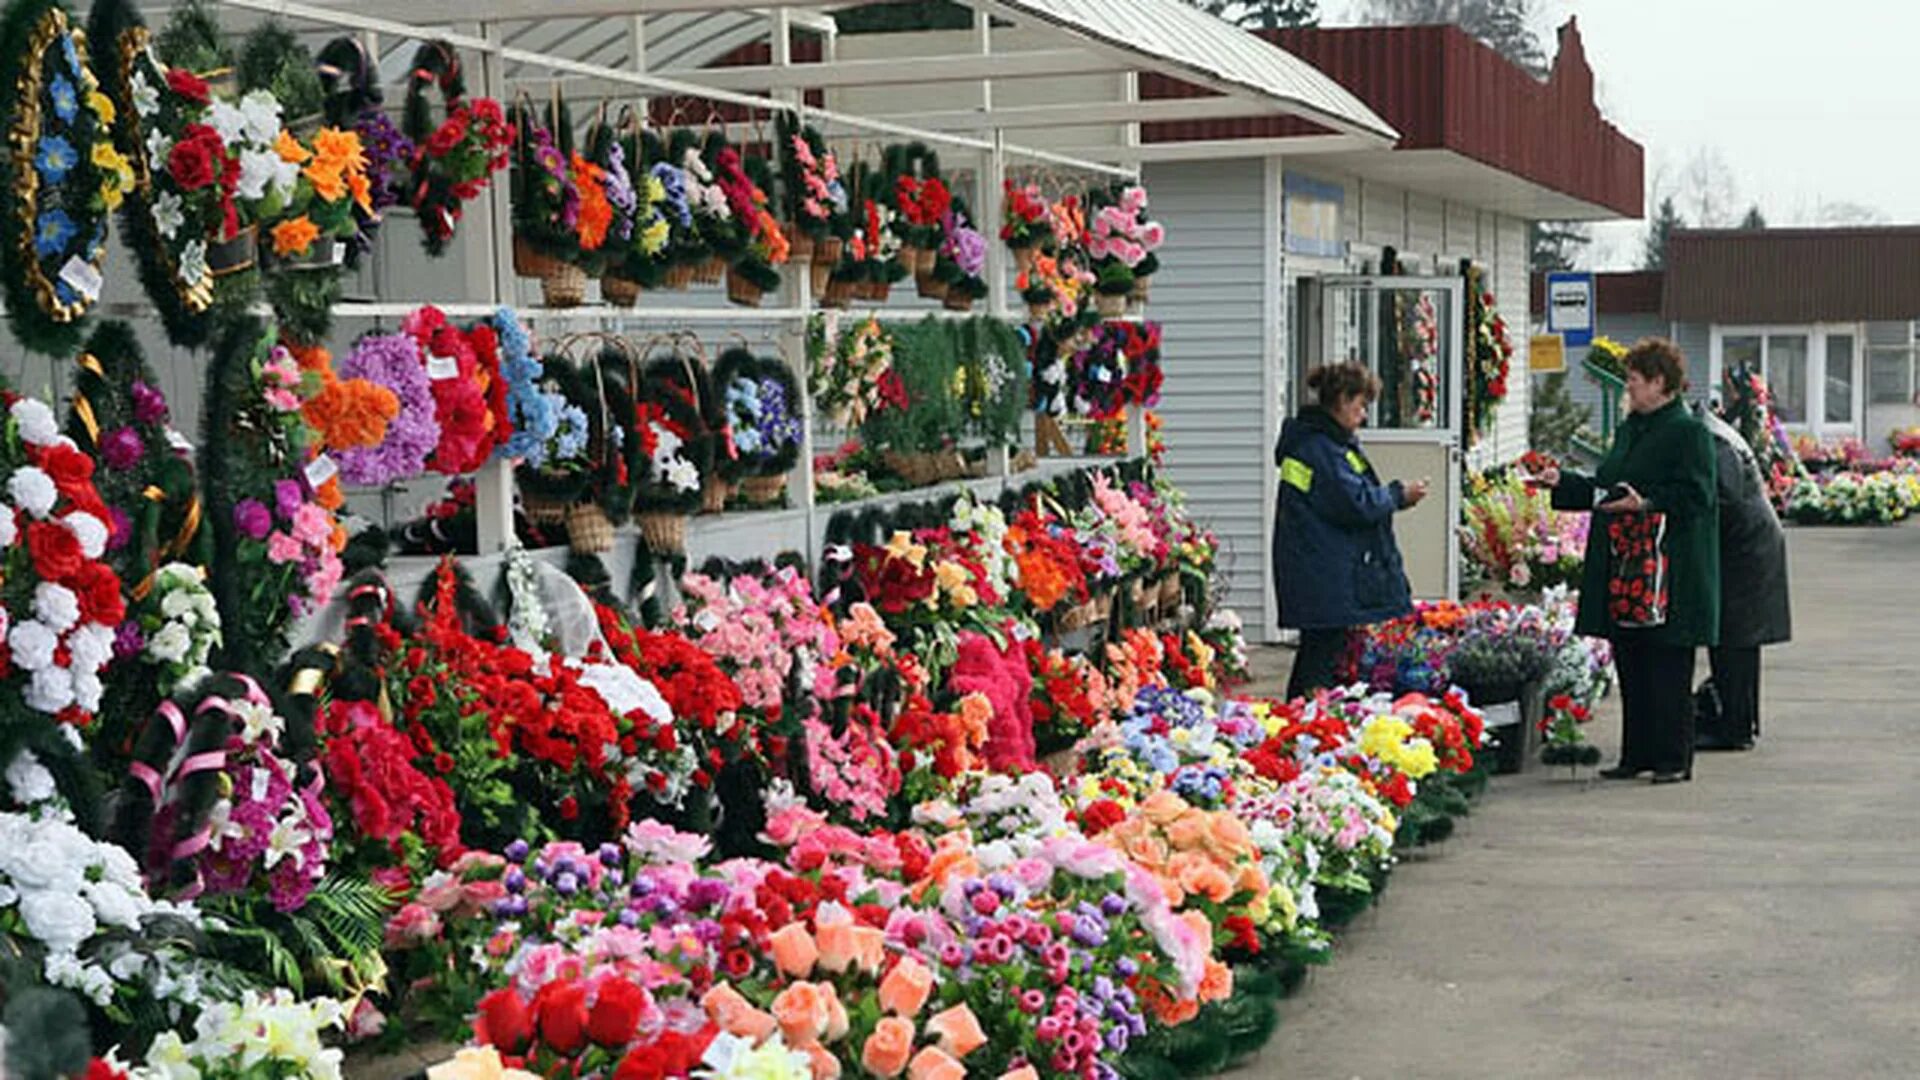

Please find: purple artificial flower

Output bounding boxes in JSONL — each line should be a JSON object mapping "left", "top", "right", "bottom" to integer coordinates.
{"left": 504, "top": 838, "right": 531, "bottom": 863}
{"left": 275, "top": 479, "right": 306, "bottom": 522}
{"left": 101, "top": 426, "right": 145, "bottom": 471}
{"left": 106, "top": 505, "right": 132, "bottom": 553}
{"left": 113, "top": 619, "right": 146, "bottom": 659}
{"left": 333, "top": 333, "right": 442, "bottom": 487}
{"left": 234, "top": 498, "right": 273, "bottom": 540}
{"left": 132, "top": 380, "right": 170, "bottom": 425}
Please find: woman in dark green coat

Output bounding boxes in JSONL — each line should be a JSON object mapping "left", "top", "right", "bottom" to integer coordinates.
{"left": 1537, "top": 338, "right": 1720, "bottom": 784}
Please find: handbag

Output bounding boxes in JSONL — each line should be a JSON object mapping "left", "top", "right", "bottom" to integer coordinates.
{"left": 1605, "top": 510, "right": 1669, "bottom": 628}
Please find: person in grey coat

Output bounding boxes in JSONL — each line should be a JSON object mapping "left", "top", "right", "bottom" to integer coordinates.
{"left": 1697, "top": 402, "right": 1791, "bottom": 749}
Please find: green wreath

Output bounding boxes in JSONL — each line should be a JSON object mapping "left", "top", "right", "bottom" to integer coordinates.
{"left": 634, "top": 348, "right": 717, "bottom": 516}
{"left": 710, "top": 345, "right": 803, "bottom": 482}
{"left": 0, "top": 0, "right": 125, "bottom": 354}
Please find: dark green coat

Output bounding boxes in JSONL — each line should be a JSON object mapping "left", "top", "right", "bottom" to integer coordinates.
{"left": 1552, "top": 398, "right": 1721, "bottom": 647}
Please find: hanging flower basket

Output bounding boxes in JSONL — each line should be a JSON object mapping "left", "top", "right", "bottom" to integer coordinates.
{"left": 539, "top": 261, "right": 588, "bottom": 308}
{"left": 786, "top": 228, "right": 814, "bottom": 265}
{"left": 738, "top": 471, "right": 788, "bottom": 504}
{"left": 1159, "top": 573, "right": 1183, "bottom": 610}
{"left": 565, "top": 500, "right": 615, "bottom": 554}
{"left": 208, "top": 225, "right": 261, "bottom": 277}
{"left": 1130, "top": 274, "right": 1153, "bottom": 302}
{"left": 602, "top": 275, "right": 642, "bottom": 307}
{"left": 915, "top": 271, "right": 949, "bottom": 301}
{"left": 820, "top": 278, "right": 854, "bottom": 309}
{"left": 520, "top": 489, "right": 569, "bottom": 526}
{"left": 725, "top": 266, "right": 765, "bottom": 308}
{"left": 693, "top": 254, "right": 727, "bottom": 285}
{"left": 635, "top": 510, "right": 687, "bottom": 554}
{"left": 814, "top": 236, "right": 843, "bottom": 267}
{"left": 662, "top": 262, "right": 696, "bottom": 290}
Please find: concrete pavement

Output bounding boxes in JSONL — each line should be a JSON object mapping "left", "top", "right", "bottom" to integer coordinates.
{"left": 1234, "top": 524, "right": 1920, "bottom": 1079}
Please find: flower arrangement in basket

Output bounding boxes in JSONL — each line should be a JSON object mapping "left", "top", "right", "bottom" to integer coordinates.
{"left": 584, "top": 105, "right": 665, "bottom": 306}
{"left": 399, "top": 39, "right": 513, "bottom": 257}
{"left": 510, "top": 92, "right": 599, "bottom": 307}
{"left": 711, "top": 346, "right": 804, "bottom": 505}
{"left": 887, "top": 143, "right": 949, "bottom": 294}
{"left": 808, "top": 314, "right": 897, "bottom": 430}
{"left": 930, "top": 197, "right": 990, "bottom": 312}
{"left": 1001, "top": 178, "right": 1054, "bottom": 274}
{"left": 257, "top": 120, "right": 377, "bottom": 343}
{"left": 0, "top": 0, "right": 131, "bottom": 354}
{"left": 637, "top": 128, "right": 703, "bottom": 291}
{"left": 512, "top": 349, "right": 601, "bottom": 543}
{"left": 314, "top": 34, "right": 403, "bottom": 260}
{"left": 1085, "top": 186, "right": 1161, "bottom": 319}
{"left": 830, "top": 157, "right": 908, "bottom": 305}
{"left": 666, "top": 128, "right": 735, "bottom": 286}
{"left": 775, "top": 111, "right": 848, "bottom": 290}
{"left": 632, "top": 337, "right": 719, "bottom": 553}
{"left": 709, "top": 135, "right": 788, "bottom": 307}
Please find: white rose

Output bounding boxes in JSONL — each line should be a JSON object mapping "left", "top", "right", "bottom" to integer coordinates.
{"left": 20, "top": 890, "right": 96, "bottom": 952}
{"left": 7, "top": 467, "right": 56, "bottom": 518}
{"left": 160, "top": 589, "right": 193, "bottom": 620}
{"left": 72, "top": 670, "right": 103, "bottom": 713}
{"left": 0, "top": 507, "right": 16, "bottom": 547}
{"left": 95, "top": 840, "right": 143, "bottom": 890}
{"left": 238, "top": 90, "right": 283, "bottom": 145}
{"left": 10, "top": 400, "right": 59, "bottom": 447}
{"left": 207, "top": 100, "right": 247, "bottom": 146}
{"left": 148, "top": 622, "right": 193, "bottom": 664}
{"left": 32, "top": 582, "right": 80, "bottom": 633}
{"left": 83, "top": 880, "right": 144, "bottom": 929}
{"left": 64, "top": 512, "right": 108, "bottom": 560}
{"left": 4, "top": 750, "right": 57, "bottom": 807}
{"left": 67, "top": 622, "right": 115, "bottom": 674}
{"left": 8, "top": 620, "right": 57, "bottom": 672}
{"left": 25, "top": 666, "right": 76, "bottom": 715}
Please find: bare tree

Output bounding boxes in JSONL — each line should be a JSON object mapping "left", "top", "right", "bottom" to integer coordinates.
{"left": 1677, "top": 146, "right": 1739, "bottom": 229}
{"left": 1358, "top": 0, "right": 1548, "bottom": 75}
{"left": 1183, "top": 0, "right": 1320, "bottom": 29}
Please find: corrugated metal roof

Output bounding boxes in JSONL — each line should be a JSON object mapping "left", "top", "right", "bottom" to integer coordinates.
{"left": 1141, "top": 20, "right": 1642, "bottom": 218}
{"left": 1664, "top": 228, "right": 1920, "bottom": 324}
{"left": 967, "top": 0, "right": 1397, "bottom": 143}
{"left": 1530, "top": 270, "right": 1664, "bottom": 317}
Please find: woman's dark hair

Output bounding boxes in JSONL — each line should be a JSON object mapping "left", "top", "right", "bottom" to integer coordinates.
{"left": 1306, "top": 361, "right": 1381, "bottom": 409}
{"left": 1624, "top": 337, "right": 1688, "bottom": 394}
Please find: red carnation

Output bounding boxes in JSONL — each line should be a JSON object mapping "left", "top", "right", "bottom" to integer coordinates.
{"left": 27, "top": 521, "right": 84, "bottom": 581}
{"left": 586, "top": 978, "right": 648, "bottom": 1049}
{"left": 37, "top": 442, "right": 95, "bottom": 498}
{"left": 535, "top": 980, "right": 591, "bottom": 1056}
{"left": 476, "top": 988, "right": 535, "bottom": 1053}
{"left": 426, "top": 113, "right": 471, "bottom": 158}
{"left": 71, "top": 561, "right": 125, "bottom": 627}
{"left": 1080, "top": 798, "right": 1126, "bottom": 835}
{"left": 165, "top": 69, "right": 210, "bottom": 105}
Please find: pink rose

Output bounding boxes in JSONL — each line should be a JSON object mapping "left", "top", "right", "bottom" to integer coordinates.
{"left": 265, "top": 530, "right": 304, "bottom": 564}
{"left": 383, "top": 902, "right": 442, "bottom": 948}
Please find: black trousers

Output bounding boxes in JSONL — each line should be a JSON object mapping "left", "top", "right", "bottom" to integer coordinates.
{"left": 1708, "top": 645, "right": 1761, "bottom": 743}
{"left": 1287, "top": 627, "right": 1349, "bottom": 701}
{"left": 1612, "top": 634, "right": 1697, "bottom": 773}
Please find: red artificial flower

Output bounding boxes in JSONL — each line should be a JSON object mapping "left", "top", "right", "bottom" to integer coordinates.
{"left": 167, "top": 125, "right": 224, "bottom": 192}
{"left": 476, "top": 988, "right": 536, "bottom": 1053}
{"left": 587, "top": 977, "right": 649, "bottom": 1048}
{"left": 165, "top": 69, "right": 210, "bottom": 105}
{"left": 27, "top": 521, "right": 84, "bottom": 581}
{"left": 1080, "top": 799, "right": 1126, "bottom": 835}
{"left": 426, "top": 112, "right": 472, "bottom": 159}
{"left": 535, "top": 980, "right": 591, "bottom": 1055}
{"left": 614, "top": 1027, "right": 719, "bottom": 1080}
{"left": 71, "top": 561, "right": 125, "bottom": 628}
{"left": 36, "top": 441, "right": 95, "bottom": 497}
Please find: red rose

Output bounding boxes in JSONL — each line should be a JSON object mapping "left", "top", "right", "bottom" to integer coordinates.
{"left": 27, "top": 521, "right": 84, "bottom": 580}
{"left": 426, "top": 113, "right": 471, "bottom": 158}
{"left": 535, "top": 980, "right": 591, "bottom": 1055}
{"left": 586, "top": 977, "right": 647, "bottom": 1049}
{"left": 72, "top": 561, "right": 125, "bottom": 627}
{"left": 36, "top": 442, "right": 95, "bottom": 498}
{"left": 167, "top": 126, "right": 224, "bottom": 192}
{"left": 1080, "top": 799, "right": 1126, "bottom": 835}
{"left": 165, "top": 69, "right": 210, "bottom": 105}
{"left": 476, "top": 988, "right": 535, "bottom": 1053}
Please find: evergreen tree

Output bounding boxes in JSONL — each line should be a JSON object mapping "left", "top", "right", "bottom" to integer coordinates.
{"left": 1531, "top": 220, "right": 1589, "bottom": 273}
{"left": 1529, "top": 372, "right": 1591, "bottom": 457}
{"left": 1642, "top": 195, "right": 1684, "bottom": 270}
{"left": 1186, "top": 0, "right": 1320, "bottom": 29}
{"left": 1739, "top": 204, "right": 1767, "bottom": 230}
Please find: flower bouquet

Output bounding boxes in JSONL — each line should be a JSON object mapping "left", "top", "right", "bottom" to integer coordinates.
{"left": 668, "top": 129, "right": 736, "bottom": 286}
{"left": 258, "top": 122, "right": 376, "bottom": 343}
{"left": 400, "top": 40, "right": 514, "bottom": 257}
{"left": 583, "top": 106, "right": 663, "bottom": 305}
{"left": 708, "top": 137, "right": 788, "bottom": 307}
{"left": 1001, "top": 178, "right": 1054, "bottom": 274}
{"left": 1459, "top": 469, "right": 1588, "bottom": 595}
{"left": 631, "top": 342, "right": 718, "bottom": 551}
{"left": 712, "top": 347, "right": 804, "bottom": 503}
{"left": 808, "top": 315, "right": 896, "bottom": 430}
{"left": 775, "top": 112, "right": 848, "bottom": 283}
{"left": 1086, "top": 184, "right": 1163, "bottom": 317}
{"left": 1538, "top": 692, "right": 1602, "bottom": 773}
{"left": 330, "top": 330, "right": 441, "bottom": 488}
{"left": 510, "top": 94, "right": 594, "bottom": 307}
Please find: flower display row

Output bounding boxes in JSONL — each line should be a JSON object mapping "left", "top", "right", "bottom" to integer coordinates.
{"left": 1783, "top": 465, "right": 1920, "bottom": 525}
{"left": 1458, "top": 466, "right": 1587, "bottom": 595}
{"left": 1007, "top": 181, "right": 1164, "bottom": 326}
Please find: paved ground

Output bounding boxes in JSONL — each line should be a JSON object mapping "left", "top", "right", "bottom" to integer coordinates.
{"left": 1233, "top": 524, "right": 1920, "bottom": 1079}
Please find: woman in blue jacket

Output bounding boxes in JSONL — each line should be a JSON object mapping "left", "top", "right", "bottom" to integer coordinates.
{"left": 1273, "top": 362, "right": 1429, "bottom": 700}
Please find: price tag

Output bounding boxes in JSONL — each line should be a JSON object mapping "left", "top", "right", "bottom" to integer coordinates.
{"left": 59, "top": 257, "right": 104, "bottom": 302}
{"left": 305, "top": 454, "right": 339, "bottom": 490}
{"left": 331, "top": 241, "right": 348, "bottom": 265}
{"left": 426, "top": 354, "right": 460, "bottom": 381}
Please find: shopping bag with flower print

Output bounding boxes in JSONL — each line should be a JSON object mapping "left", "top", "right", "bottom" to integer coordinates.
{"left": 1605, "top": 511, "right": 1669, "bottom": 628}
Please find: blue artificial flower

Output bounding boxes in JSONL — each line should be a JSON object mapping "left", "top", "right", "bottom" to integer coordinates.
{"left": 60, "top": 34, "right": 80, "bottom": 78}
{"left": 35, "top": 136, "right": 77, "bottom": 185}
{"left": 33, "top": 209, "right": 76, "bottom": 258}
{"left": 49, "top": 75, "right": 78, "bottom": 124}
{"left": 552, "top": 401, "right": 590, "bottom": 461}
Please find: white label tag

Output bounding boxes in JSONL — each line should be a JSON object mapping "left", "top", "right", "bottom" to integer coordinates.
{"left": 331, "top": 241, "right": 347, "bottom": 265}
{"left": 426, "top": 354, "right": 460, "bottom": 381}
{"left": 59, "top": 257, "right": 104, "bottom": 302}
{"left": 1481, "top": 700, "right": 1521, "bottom": 728}
{"left": 305, "top": 454, "right": 339, "bottom": 489}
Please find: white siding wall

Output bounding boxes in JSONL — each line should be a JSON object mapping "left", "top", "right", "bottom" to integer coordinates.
{"left": 1485, "top": 215, "right": 1531, "bottom": 465}
{"left": 1142, "top": 159, "right": 1273, "bottom": 633}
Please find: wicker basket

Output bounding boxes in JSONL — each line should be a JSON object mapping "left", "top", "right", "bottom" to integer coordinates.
{"left": 726, "top": 268, "right": 765, "bottom": 308}
{"left": 1158, "top": 574, "right": 1183, "bottom": 610}
{"left": 883, "top": 450, "right": 945, "bottom": 488}
{"left": 539, "top": 262, "right": 588, "bottom": 308}
{"left": 738, "top": 472, "right": 789, "bottom": 504}
{"left": 602, "top": 275, "right": 642, "bottom": 307}
{"left": 1095, "top": 292, "right": 1128, "bottom": 318}
{"left": 1059, "top": 599, "right": 1099, "bottom": 632}
{"left": 566, "top": 502, "right": 616, "bottom": 554}
{"left": 820, "top": 279, "right": 853, "bottom": 309}
{"left": 1131, "top": 275, "right": 1152, "bottom": 302}
{"left": 915, "top": 272, "right": 949, "bottom": 301}
{"left": 662, "top": 263, "right": 695, "bottom": 290}
{"left": 788, "top": 230, "right": 814, "bottom": 266}
{"left": 942, "top": 292, "right": 974, "bottom": 313}
{"left": 701, "top": 475, "right": 731, "bottom": 515}
{"left": 635, "top": 511, "right": 688, "bottom": 555}
{"left": 1012, "top": 245, "right": 1037, "bottom": 276}
{"left": 914, "top": 247, "right": 937, "bottom": 275}
{"left": 814, "top": 237, "right": 843, "bottom": 267}
{"left": 809, "top": 261, "right": 835, "bottom": 297}
{"left": 520, "top": 490, "right": 569, "bottom": 526}
{"left": 694, "top": 256, "right": 727, "bottom": 285}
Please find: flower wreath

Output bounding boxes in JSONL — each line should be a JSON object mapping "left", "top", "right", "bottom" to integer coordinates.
{"left": 402, "top": 305, "right": 499, "bottom": 475}
{"left": 514, "top": 351, "right": 603, "bottom": 510}
{"left": 1, "top": 0, "right": 128, "bottom": 354}
{"left": 331, "top": 331, "right": 441, "bottom": 488}
{"left": 400, "top": 39, "right": 513, "bottom": 257}
{"left": 710, "top": 346, "right": 803, "bottom": 482}
{"left": 634, "top": 349, "right": 717, "bottom": 515}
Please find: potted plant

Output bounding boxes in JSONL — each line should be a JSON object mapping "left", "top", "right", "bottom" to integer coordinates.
{"left": 509, "top": 93, "right": 591, "bottom": 306}
{"left": 1445, "top": 624, "right": 1553, "bottom": 774}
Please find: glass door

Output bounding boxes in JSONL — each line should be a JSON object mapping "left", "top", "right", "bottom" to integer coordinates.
{"left": 1295, "top": 275, "right": 1465, "bottom": 601}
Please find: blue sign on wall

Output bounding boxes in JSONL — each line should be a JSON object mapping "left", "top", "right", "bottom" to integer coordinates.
{"left": 1545, "top": 271, "right": 1595, "bottom": 348}
{"left": 1282, "top": 173, "right": 1346, "bottom": 259}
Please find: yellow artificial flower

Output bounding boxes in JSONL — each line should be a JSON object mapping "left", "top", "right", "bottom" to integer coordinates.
{"left": 641, "top": 218, "right": 671, "bottom": 255}
{"left": 86, "top": 89, "right": 115, "bottom": 125}
{"left": 92, "top": 143, "right": 133, "bottom": 210}
{"left": 884, "top": 530, "right": 927, "bottom": 569}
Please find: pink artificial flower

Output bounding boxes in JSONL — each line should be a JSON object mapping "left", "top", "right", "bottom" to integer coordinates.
{"left": 265, "top": 530, "right": 303, "bottom": 564}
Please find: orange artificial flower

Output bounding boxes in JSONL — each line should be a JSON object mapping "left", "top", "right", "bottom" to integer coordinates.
{"left": 311, "top": 127, "right": 367, "bottom": 175}
{"left": 924, "top": 1005, "right": 986, "bottom": 1059}
{"left": 757, "top": 210, "right": 790, "bottom": 265}
{"left": 305, "top": 161, "right": 348, "bottom": 203}
{"left": 906, "top": 1046, "right": 965, "bottom": 1080}
{"left": 861, "top": 1017, "right": 915, "bottom": 1079}
{"left": 877, "top": 956, "right": 935, "bottom": 1018}
{"left": 275, "top": 130, "right": 312, "bottom": 165}
{"left": 771, "top": 982, "right": 832, "bottom": 1048}
{"left": 767, "top": 923, "right": 819, "bottom": 978}
{"left": 700, "top": 984, "right": 777, "bottom": 1044}
{"left": 286, "top": 341, "right": 335, "bottom": 376}
{"left": 270, "top": 215, "right": 321, "bottom": 257}
{"left": 315, "top": 476, "right": 345, "bottom": 512}
{"left": 571, "top": 152, "right": 612, "bottom": 252}
{"left": 348, "top": 171, "right": 374, "bottom": 215}
{"left": 304, "top": 378, "right": 399, "bottom": 451}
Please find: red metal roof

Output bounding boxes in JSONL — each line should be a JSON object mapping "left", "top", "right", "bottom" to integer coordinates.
{"left": 1141, "top": 20, "right": 1643, "bottom": 218}
{"left": 1663, "top": 228, "right": 1920, "bottom": 323}
{"left": 1530, "top": 270, "right": 1665, "bottom": 317}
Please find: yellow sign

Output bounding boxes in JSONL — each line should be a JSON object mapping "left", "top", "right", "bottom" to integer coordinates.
{"left": 1530, "top": 333, "right": 1566, "bottom": 373}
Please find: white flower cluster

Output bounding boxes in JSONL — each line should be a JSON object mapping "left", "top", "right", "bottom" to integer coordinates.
{"left": 947, "top": 494, "right": 1014, "bottom": 598}
{"left": 679, "top": 149, "right": 733, "bottom": 222}
{"left": 147, "top": 562, "right": 222, "bottom": 694}
{"left": 132, "top": 989, "right": 347, "bottom": 1080}
{"left": 504, "top": 544, "right": 552, "bottom": 652}
{"left": 954, "top": 772, "right": 1078, "bottom": 865}
{"left": 649, "top": 421, "right": 701, "bottom": 494}
{"left": 4, "top": 399, "right": 117, "bottom": 716}
{"left": 0, "top": 799, "right": 202, "bottom": 1007}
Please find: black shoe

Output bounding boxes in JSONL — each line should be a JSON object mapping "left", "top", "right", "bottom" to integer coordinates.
{"left": 1695, "top": 734, "right": 1742, "bottom": 751}
{"left": 1598, "top": 764, "right": 1650, "bottom": 780}
{"left": 1650, "top": 768, "right": 1693, "bottom": 784}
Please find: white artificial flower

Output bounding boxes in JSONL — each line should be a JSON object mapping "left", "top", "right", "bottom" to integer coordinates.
{"left": 32, "top": 582, "right": 80, "bottom": 633}
{"left": 84, "top": 880, "right": 144, "bottom": 930}
{"left": 4, "top": 750, "right": 56, "bottom": 806}
{"left": 262, "top": 816, "right": 312, "bottom": 869}
{"left": 235, "top": 148, "right": 280, "bottom": 201}
{"left": 232, "top": 699, "right": 283, "bottom": 745}
{"left": 161, "top": 588, "right": 195, "bottom": 619}
{"left": 8, "top": 620, "right": 58, "bottom": 672}
{"left": 206, "top": 100, "right": 247, "bottom": 146}
{"left": 152, "top": 190, "right": 185, "bottom": 239}
{"left": 19, "top": 890, "right": 96, "bottom": 952}
{"left": 238, "top": 90, "right": 283, "bottom": 145}
{"left": 9, "top": 399, "right": 57, "bottom": 447}
{"left": 131, "top": 70, "right": 160, "bottom": 116}
{"left": 26, "top": 666, "right": 76, "bottom": 714}
{"left": 7, "top": 467, "right": 56, "bottom": 518}
{"left": 146, "top": 127, "right": 173, "bottom": 171}
{"left": 72, "top": 670, "right": 103, "bottom": 713}
{"left": 148, "top": 621, "right": 193, "bottom": 665}
{"left": 64, "top": 511, "right": 108, "bottom": 560}
{"left": 0, "top": 506, "right": 17, "bottom": 547}
{"left": 663, "top": 456, "right": 700, "bottom": 494}
{"left": 179, "top": 239, "right": 209, "bottom": 285}
{"left": 67, "top": 622, "right": 115, "bottom": 675}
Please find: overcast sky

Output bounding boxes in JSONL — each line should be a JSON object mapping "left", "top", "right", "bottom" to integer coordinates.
{"left": 1330, "top": 1, "right": 1920, "bottom": 269}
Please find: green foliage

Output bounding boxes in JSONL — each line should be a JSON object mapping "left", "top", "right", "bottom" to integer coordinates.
{"left": 263, "top": 266, "right": 343, "bottom": 346}
{"left": 239, "top": 20, "right": 324, "bottom": 121}
{"left": 1643, "top": 194, "right": 1684, "bottom": 270}
{"left": 1529, "top": 372, "right": 1591, "bottom": 457}
{"left": 206, "top": 874, "right": 396, "bottom": 997}
{"left": 152, "top": 0, "right": 231, "bottom": 73}
{"left": 0, "top": 983, "right": 93, "bottom": 1080}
